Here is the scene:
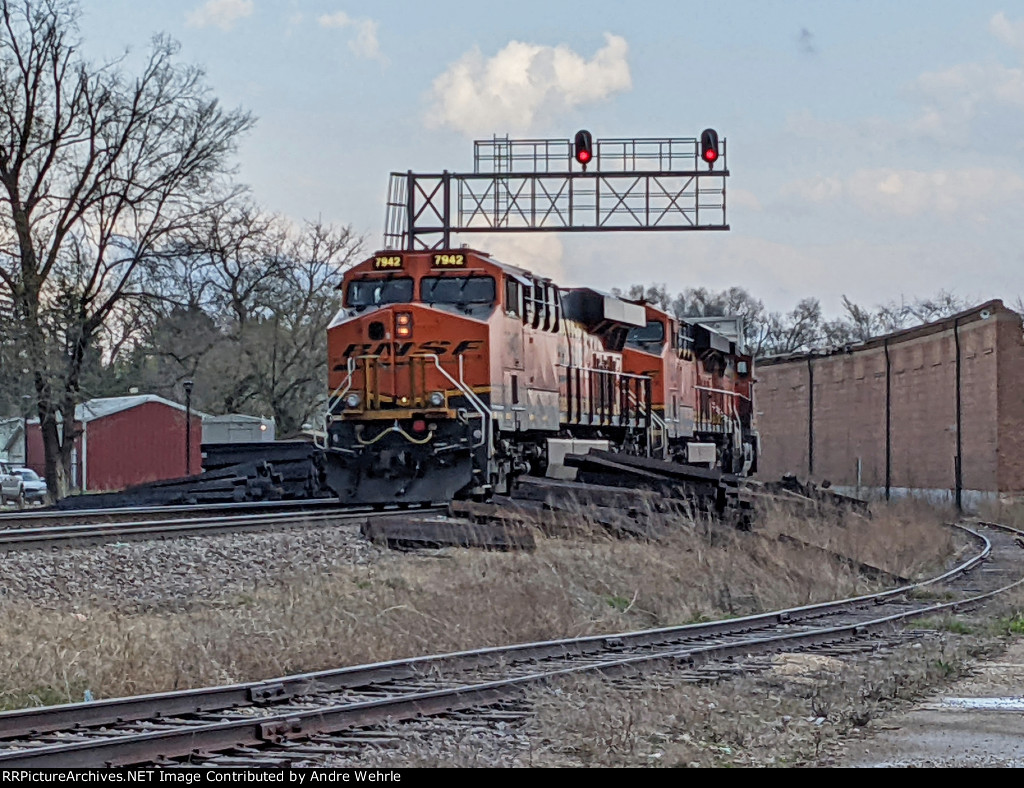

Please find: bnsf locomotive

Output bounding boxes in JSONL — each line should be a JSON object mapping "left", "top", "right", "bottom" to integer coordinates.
{"left": 321, "top": 248, "right": 757, "bottom": 504}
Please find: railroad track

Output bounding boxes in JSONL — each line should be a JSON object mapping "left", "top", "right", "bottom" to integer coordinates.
{"left": 1, "top": 520, "right": 1020, "bottom": 767}
{"left": 0, "top": 498, "right": 366, "bottom": 529}
{"left": 0, "top": 504, "right": 445, "bottom": 552}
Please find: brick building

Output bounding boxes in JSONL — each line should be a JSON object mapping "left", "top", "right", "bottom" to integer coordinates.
{"left": 755, "top": 300, "right": 1024, "bottom": 506}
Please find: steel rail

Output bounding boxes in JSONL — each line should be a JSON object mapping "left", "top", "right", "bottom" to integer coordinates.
{"left": 3, "top": 540, "right": 1019, "bottom": 768}
{"left": 0, "top": 522, "right": 1004, "bottom": 766}
{"left": 0, "top": 506, "right": 445, "bottom": 551}
{"left": 0, "top": 497, "right": 442, "bottom": 528}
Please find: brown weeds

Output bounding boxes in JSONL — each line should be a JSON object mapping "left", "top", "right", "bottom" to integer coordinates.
{"left": 0, "top": 502, "right": 958, "bottom": 710}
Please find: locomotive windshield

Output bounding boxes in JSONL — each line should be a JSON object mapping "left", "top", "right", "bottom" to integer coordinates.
{"left": 626, "top": 320, "right": 665, "bottom": 349}
{"left": 345, "top": 277, "right": 414, "bottom": 308}
{"left": 421, "top": 276, "right": 496, "bottom": 305}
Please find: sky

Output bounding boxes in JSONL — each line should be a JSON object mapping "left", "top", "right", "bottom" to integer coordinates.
{"left": 76, "top": 1, "right": 1024, "bottom": 314}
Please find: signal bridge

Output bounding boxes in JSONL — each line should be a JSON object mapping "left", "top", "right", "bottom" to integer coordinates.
{"left": 383, "top": 130, "right": 729, "bottom": 251}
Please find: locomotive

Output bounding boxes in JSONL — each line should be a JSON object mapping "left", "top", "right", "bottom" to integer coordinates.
{"left": 321, "top": 247, "right": 758, "bottom": 505}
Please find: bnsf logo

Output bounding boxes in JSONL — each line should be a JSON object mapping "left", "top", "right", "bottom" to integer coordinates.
{"left": 341, "top": 340, "right": 484, "bottom": 358}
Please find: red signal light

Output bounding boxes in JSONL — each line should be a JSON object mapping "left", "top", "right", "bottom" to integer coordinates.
{"left": 412, "top": 419, "right": 427, "bottom": 433}
{"left": 573, "top": 129, "right": 594, "bottom": 170}
{"left": 700, "top": 128, "right": 720, "bottom": 170}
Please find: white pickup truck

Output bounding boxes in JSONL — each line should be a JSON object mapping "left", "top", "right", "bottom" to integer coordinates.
{"left": 0, "top": 461, "right": 25, "bottom": 507}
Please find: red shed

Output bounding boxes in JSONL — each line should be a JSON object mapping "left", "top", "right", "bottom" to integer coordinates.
{"left": 25, "top": 395, "right": 204, "bottom": 492}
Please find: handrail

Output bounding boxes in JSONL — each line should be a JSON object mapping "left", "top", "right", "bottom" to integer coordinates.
{"left": 624, "top": 385, "right": 667, "bottom": 459}
{"left": 695, "top": 384, "right": 751, "bottom": 401}
{"left": 424, "top": 354, "right": 491, "bottom": 450}
{"left": 556, "top": 362, "right": 651, "bottom": 382}
{"left": 318, "top": 358, "right": 356, "bottom": 449}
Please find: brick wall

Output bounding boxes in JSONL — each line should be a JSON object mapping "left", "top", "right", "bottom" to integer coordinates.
{"left": 755, "top": 302, "right": 1016, "bottom": 497}
{"left": 755, "top": 359, "right": 810, "bottom": 478}
{"left": 997, "top": 312, "right": 1024, "bottom": 494}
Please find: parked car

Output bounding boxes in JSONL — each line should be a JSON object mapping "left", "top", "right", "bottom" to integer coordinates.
{"left": 0, "top": 461, "right": 25, "bottom": 507}
{"left": 11, "top": 468, "right": 46, "bottom": 503}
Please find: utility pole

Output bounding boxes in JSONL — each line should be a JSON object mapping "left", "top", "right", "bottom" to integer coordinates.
{"left": 183, "top": 380, "right": 194, "bottom": 476}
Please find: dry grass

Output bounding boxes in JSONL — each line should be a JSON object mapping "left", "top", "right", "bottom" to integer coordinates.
{"left": 523, "top": 588, "right": 1024, "bottom": 768}
{"left": 978, "top": 500, "right": 1024, "bottom": 529}
{"left": 521, "top": 637, "right": 995, "bottom": 767}
{"left": 757, "top": 498, "right": 958, "bottom": 580}
{"left": 0, "top": 502, "right": 959, "bottom": 710}
{"left": 317, "top": 591, "right": 1024, "bottom": 768}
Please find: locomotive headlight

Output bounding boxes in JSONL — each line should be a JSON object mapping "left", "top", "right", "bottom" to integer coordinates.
{"left": 344, "top": 392, "right": 362, "bottom": 409}
{"left": 428, "top": 391, "right": 445, "bottom": 407}
{"left": 395, "top": 312, "right": 413, "bottom": 338}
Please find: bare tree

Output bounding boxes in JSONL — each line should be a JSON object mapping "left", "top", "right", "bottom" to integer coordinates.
{"left": 122, "top": 205, "right": 362, "bottom": 435}
{"left": 761, "top": 297, "right": 823, "bottom": 355}
{"left": 0, "top": 0, "right": 253, "bottom": 496}
{"left": 249, "top": 220, "right": 362, "bottom": 434}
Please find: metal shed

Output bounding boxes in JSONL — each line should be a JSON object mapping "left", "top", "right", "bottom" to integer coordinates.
{"left": 25, "top": 395, "right": 204, "bottom": 492}
{"left": 202, "top": 413, "right": 276, "bottom": 444}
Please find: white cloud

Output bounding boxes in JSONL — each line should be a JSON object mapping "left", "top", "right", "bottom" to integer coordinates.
{"left": 426, "top": 33, "right": 632, "bottom": 137}
{"left": 465, "top": 233, "right": 566, "bottom": 281}
{"left": 781, "top": 176, "right": 843, "bottom": 204}
{"left": 990, "top": 12, "right": 1024, "bottom": 50}
{"left": 318, "top": 11, "right": 351, "bottom": 28}
{"left": 782, "top": 167, "right": 1024, "bottom": 222}
{"left": 902, "top": 15, "right": 1024, "bottom": 143}
{"left": 784, "top": 15, "right": 1024, "bottom": 151}
{"left": 729, "top": 188, "right": 763, "bottom": 212}
{"left": 318, "top": 11, "right": 384, "bottom": 61}
{"left": 185, "top": 0, "right": 253, "bottom": 31}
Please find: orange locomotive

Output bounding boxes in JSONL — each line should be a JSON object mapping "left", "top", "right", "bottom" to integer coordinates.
{"left": 323, "top": 248, "right": 757, "bottom": 504}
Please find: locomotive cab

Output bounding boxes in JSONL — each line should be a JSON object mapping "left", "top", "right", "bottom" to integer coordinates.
{"left": 323, "top": 250, "right": 498, "bottom": 504}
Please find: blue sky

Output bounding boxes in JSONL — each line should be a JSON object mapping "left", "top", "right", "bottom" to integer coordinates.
{"left": 78, "top": 1, "right": 1024, "bottom": 313}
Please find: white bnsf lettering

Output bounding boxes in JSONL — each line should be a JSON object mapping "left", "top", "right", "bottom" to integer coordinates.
{"left": 432, "top": 253, "right": 465, "bottom": 267}
{"left": 342, "top": 340, "right": 483, "bottom": 358}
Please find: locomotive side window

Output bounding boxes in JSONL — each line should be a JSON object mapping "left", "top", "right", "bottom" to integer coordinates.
{"left": 522, "top": 283, "right": 535, "bottom": 325}
{"left": 505, "top": 277, "right": 522, "bottom": 317}
{"left": 421, "top": 276, "right": 496, "bottom": 305}
{"left": 346, "top": 277, "right": 414, "bottom": 308}
{"left": 542, "top": 283, "right": 559, "bottom": 332}
{"left": 678, "top": 324, "right": 695, "bottom": 357}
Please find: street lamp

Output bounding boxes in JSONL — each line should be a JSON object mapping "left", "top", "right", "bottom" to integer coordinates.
{"left": 183, "top": 380, "right": 194, "bottom": 476}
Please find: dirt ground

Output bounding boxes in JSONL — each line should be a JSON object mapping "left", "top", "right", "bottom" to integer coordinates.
{"left": 831, "top": 637, "right": 1024, "bottom": 767}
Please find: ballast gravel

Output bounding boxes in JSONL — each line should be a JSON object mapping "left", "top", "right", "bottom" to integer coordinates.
{"left": 0, "top": 524, "right": 383, "bottom": 611}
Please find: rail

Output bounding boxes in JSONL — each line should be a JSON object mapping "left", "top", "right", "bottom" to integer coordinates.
{"left": 0, "top": 521, "right": 1012, "bottom": 767}
{"left": 0, "top": 505, "right": 444, "bottom": 552}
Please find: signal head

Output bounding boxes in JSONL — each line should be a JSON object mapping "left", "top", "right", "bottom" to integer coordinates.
{"left": 574, "top": 129, "right": 594, "bottom": 169}
{"left": 700, "top": 128, "right": 720, "bottom": 168}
